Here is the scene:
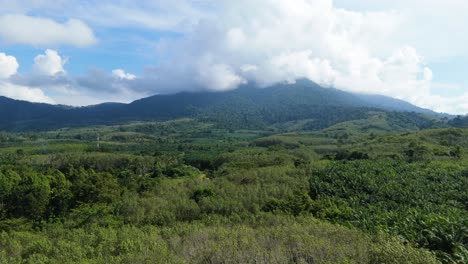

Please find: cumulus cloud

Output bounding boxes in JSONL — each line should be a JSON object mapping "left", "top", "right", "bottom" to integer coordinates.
{"left": 268, "top": 51, "right": 337, "bottom": 86}
{"left": 196, "top": 57, "right": 246, "bottom": 91}
{"left": 0, "top": 53, "right": 18, "bottom": 79}
{"left": 0, "top": 14, "right": 96, "bottom": 47}
{"left": 0, "top": 52, "right": 54, "bottom": 103}
{"left": 334, "top": 0, "right": 468, "bottom": 59}
{"left": 33, "top": 49, "right": 66, "bottom": 76}
{"left": 138, "top": 2, "right": 401, "bottom": 91}
{"left": 10, "top": 56, "right": 146, "bottom": 106}
{"left": 1, "top": 48, "right": 145, "bottom": 105}
{"left": 112, "top": 69, "right": 136, "bottom": 80}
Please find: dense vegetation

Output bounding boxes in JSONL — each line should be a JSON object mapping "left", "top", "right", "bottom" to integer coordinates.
{"left": 449, "top": 115, "right": 468, "bottom": 128}
{"left": 0, "top": 118, "right": 466, "bottom": 263}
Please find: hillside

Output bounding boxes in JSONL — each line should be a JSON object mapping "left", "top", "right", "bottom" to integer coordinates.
{"left": 0, "top": 80, "right": 448, "bottom": 131}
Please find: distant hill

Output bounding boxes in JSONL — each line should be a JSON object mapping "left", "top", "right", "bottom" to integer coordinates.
{"left": 0, "top": 80, "right": 449, "bottom": 131}
{"left": 448, "top": 115, "right": 468, "bottom": 127}
{"left": 353, "top": 93, "right": 453, "bottom": 118}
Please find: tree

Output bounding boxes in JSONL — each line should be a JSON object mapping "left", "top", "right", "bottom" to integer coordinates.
{"left": 47, "top": 169, "right": 73, "bottom": 217}
{"left": 449, "top": 146, "right": 462, "bottom": 159}
{"left": 10, "top": 169, "right": 50, "bottom": 219}
{"left": 405, "top": 142, "right": 432, "bottom": 162}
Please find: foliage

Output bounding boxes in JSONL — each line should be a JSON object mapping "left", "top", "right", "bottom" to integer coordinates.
{"left": 0, "top": 119, "right": 465, "bottom": 263}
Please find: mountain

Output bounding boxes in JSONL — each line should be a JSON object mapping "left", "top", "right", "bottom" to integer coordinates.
{"left": 353, "top": 93, "right": 452, "bottom": 118}
{"left": 0, "top": 80, "right": 448, "bottom": 131}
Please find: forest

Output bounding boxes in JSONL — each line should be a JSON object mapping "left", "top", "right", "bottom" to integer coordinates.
{"left": 0, "top": 118, "right": 466, "bottom": 263}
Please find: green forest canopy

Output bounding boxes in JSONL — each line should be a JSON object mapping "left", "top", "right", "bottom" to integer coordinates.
{"left": 0, "top": 119, "right": 466, "bottom": 263}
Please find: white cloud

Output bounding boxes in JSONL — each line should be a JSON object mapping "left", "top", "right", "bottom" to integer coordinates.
{"left": 196, "top": 58, "right": 246, "bottom": 91}
{"left": 33, "top": 49, "right": 66, "bottom": 76}
{"left": 0, "top": 0, "right": 211, "bottom": 32}
{"left": 268, "top": 51, "right": 337, "bottom": 86}
{"left": 335, "top": 0, "right": 468, "bottom": 59}
{"left": 0, "top": 52, "right": 18, "bottom": 79}
{"left": 225, "top": 28, "right": 247, "bottom": 50}
{"left": 112, "top": 69, "right": 136, "bottom": 80}
{"left": 240, "top": 64, "right": 258, "bottom": 73}
{"left": 0, "top": 52, "right": 54, "bottom": 103}
{"left": 0, "top": 14, "right": 96, "bottom": 47}
{"left": 79, "top": 4, "right": 198, "bottom": 31}
{"left": 0, "top": 81, "right": 54, "bottom": 103}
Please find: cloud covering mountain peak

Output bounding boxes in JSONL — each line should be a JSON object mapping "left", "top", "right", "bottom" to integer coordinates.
{"left": 0, "top": 0, "right": 467, "bottom": 114}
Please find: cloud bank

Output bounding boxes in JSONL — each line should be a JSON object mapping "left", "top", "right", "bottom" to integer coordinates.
{"left": 131, "top": 0, "right": 467, "bottom": 114}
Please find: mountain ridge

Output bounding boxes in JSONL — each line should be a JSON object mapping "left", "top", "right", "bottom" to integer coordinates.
{"left": 0, "top": 80, "right": 452, "bottom": 131}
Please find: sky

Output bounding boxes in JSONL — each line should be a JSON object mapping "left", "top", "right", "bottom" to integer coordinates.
{"left": 0, "top": 0, "right": 467, "bottom": 114}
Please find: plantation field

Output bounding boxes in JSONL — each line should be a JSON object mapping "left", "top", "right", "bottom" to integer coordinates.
{"left": 0, "top": 119, "right": 466, "bottom": 263}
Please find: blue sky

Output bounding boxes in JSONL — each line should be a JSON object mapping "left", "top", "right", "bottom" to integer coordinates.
{"left": 0, "top": 0, "right": 467, "bottom": 114}
{"left": 0, "top": 27, "right": 171, "bottom": 74}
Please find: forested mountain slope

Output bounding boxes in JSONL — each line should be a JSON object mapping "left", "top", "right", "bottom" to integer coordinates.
{"left": 0, "top": 80, "right": 449, "bottom": 131}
